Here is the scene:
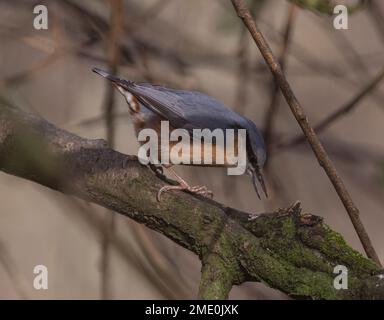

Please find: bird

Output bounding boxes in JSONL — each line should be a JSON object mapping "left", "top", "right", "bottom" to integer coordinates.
{"left": 93, "top": 68, "right": 267, "bottom": 201}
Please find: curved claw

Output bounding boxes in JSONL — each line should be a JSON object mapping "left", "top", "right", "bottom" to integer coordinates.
{"left": 189, "top": 185, "right": 213, "bottom": 198}
{"left": 157, "top": 185, "right": 181, "bottom": 201}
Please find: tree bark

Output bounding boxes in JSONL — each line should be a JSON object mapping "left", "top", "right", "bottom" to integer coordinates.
{"left": 0, "top": 102, "right": 383, "bottom": 299}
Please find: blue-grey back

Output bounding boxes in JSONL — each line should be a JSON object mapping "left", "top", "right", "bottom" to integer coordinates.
{"left": 131, "top": 82, "right": 266, "bottom": 167}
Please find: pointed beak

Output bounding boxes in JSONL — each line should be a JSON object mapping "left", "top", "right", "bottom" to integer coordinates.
{"left": 256, "top": 168, "right": 268, "bottom": 198}
{"left": 250, "top": 166, "right": 268, "bottom": 199}
{"left": 251, "top": 171, "right": 261, "bottom": 200}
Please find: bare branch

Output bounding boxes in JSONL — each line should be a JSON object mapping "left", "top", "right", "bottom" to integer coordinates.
{"left": 280, "top": 66, "right": 384, "bottom": 149}
{"left": 0, "top": 241, "right": 29, "bottom": 299}
{"left": 1, "top": 102, "right": 383, "bottom": 299}
{"left": 100, "top": 0, "right": 123, "bottom": 300}
{"left": 368, "top": 0, "right": 384, "bottom": 44}
{"left": 263, "top": 2, "right": 297, "bottom": 164}
{"left": 230, "top": 0, "right": 381, "bottom": 266}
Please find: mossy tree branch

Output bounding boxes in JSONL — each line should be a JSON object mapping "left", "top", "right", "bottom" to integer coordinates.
{"left": 230, "top": 0, "right": 381, "bottom": 265}
{"left": 0, "top": 102, "right": 383, "bottom": 299}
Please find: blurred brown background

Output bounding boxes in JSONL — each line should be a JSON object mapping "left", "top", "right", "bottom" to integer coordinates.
{"left": 0, "top": 0, "right": 383, "bottom": 299}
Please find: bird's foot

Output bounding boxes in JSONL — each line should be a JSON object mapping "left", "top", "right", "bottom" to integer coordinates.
{"left": 157, "top": 183, "right": 213, "bottom": 201}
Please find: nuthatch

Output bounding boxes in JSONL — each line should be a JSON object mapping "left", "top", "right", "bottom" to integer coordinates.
{"left": 93, "top": 68, "right": 267, "bottom": 200}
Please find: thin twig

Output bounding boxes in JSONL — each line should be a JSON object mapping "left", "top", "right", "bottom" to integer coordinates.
{"left": 263, "top": 3, "right": 297, "bottom": 165}
{"left": 230, "top": 0, "right": 381, "bottom": 266}
{"left": 226, "top": 0, "right": 266, "bottom": 198}
{"left": 280, "top": 66, "right": 384, "bottom": 149}
{"left": 0, "top": 51, "right": 66, "bottom": 88}
{"left": 0, "top": 241, "right": 29, "bottom": 299}
{"left": 50, "top": 195, "right": 182, "bottom": 299}
{"left": 233, "top": 0, "right": 265, "bottom": 112}
{"left": 312, "top": 14, "right": 370, "bottom": 83}
{"left": 260, "top": 2, "right": 296, "bottom": 204}
{"left": 125, "top": 221, "right": 191, "bottom": 297}
{"left": 100, "top": 0, "right": 123, "bottom": 300}
{"left": 138, "top": 0, "right": 173, "bottom": 25}
{"left": 368, "top": 0, "right": 384, "bottom": 44}
{"left": 233, "top": 25, "right": 250, "bottom": 112}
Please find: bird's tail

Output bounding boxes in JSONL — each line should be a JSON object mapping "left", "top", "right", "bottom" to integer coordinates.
{"left": 92, "top": 68, "right": 134, "bottom": 88}
{"left": 93, "top": 68, "right": 141, "bottom": 115}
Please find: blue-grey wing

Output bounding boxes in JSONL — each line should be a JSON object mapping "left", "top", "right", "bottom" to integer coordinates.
{"left": 128, "top": 82, "right": 266, "bottom": 167}
{"left": 125, "top": 83, "right": 188, "bottom": 127}
{"left": 127, "top": 83, "right": 245, "bottom": 131}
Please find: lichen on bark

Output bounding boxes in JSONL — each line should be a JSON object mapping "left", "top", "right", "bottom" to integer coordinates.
{"left": 0, "top": 102, "right": 383, "bottom": 299}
